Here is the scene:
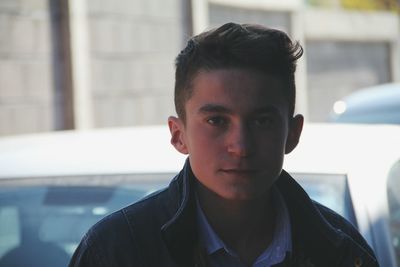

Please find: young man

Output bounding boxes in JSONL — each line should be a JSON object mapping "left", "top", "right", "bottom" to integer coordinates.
{"left": 69, "top": 23, "right": 378, "bottom": 267}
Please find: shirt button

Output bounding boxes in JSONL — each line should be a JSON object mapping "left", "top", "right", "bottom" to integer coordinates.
{"left": 354, "top": 257, "right": 363, "bottom": 266}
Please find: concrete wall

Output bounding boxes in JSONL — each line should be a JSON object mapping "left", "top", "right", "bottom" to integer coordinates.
{"left": 307, "top": 41, "right": 391, "bottom": 121}
{"left": 209, "top": 3, "right": 291, "bottom": 32}
{"left": 0, "top": 0, "right": 398, "bottom": 136}
{"left": 86, "top": 0, "right": 186, "bottom": 127}
{"left": 303, "top": 8, "right": 399, "bottom": 121}
{"left": 0, "top": 0, "right": 187, "bottom": 136}
{"left": 194, "top": 0, "right": 400, "bottom": 122}
{"left": 0, "top": 0, "right": 53, "bottom": 136}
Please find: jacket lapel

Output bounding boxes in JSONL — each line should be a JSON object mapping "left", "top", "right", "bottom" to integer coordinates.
{"left": 161, "top": 160, "right": 198, "bottom": 266}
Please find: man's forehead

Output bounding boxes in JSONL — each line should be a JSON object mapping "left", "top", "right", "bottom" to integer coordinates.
{"left": 192, "top": 68, "right": 280, "bottom": 81}
{"left": 197, "top": 103, "right": 281, "bottom": 115}
{"left": 183, "top": 68, "right": 289, "bottom": 114}
{"left": 189, "top": 68, "right": 285, "bottom": 92}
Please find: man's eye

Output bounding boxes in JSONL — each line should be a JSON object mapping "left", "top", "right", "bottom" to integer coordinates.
{"left": 207, "top": 117, "right": 227, "bottom": 126}
{"left": 254, "top": 117, "right": 273, "bottom": 127}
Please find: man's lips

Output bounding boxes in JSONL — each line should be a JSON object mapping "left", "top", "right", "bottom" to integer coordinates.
{"left": 220, "top": 169, "right": 259, "bottom": 174}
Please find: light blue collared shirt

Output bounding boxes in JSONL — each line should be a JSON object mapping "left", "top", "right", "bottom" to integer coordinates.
{"left": 196, "top": 186, "right": 292, "bottom": 267}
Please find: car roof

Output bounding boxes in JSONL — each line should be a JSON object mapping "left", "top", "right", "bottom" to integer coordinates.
{"left": 330, "top": 83, "right": 400, "bottom": 124}
{"left": 285, "top": 123, "right": 400, "bottom": 207}
{"left": 0, "top": 125, "right": 187, "bottom": 179}
{"left": 1, "top": 123, "right": 399, "bottom": 180}
{"left": 285, "top": 123, "right": 400, "bottom": 174}
{"left": 343, "top": 83, "right": 400, "bottom": 110}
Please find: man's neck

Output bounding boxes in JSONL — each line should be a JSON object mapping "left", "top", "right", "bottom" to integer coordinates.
{"left": 196, "top": 182, "right": 277, "bottom": 266}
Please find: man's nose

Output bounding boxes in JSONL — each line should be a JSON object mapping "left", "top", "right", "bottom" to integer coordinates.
{"left": 226, "top": 124, "right": 254, "bottom": 157}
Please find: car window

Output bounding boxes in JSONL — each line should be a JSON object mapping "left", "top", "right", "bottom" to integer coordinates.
{"left": 0, "top": 174, "right": 171, "bottom": 267}
{"left": 291, "top": 173, "right": 356, "bottom": 226}
{"left": 0, "top": 207, "right": 19, "bottom": 259}
{"left": 387, "top": 160, "right": 400, "bottom": 265}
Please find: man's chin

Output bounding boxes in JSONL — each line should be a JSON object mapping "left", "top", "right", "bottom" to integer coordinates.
{"left": 218, "top": 187, "right": 272, "bottom": 202}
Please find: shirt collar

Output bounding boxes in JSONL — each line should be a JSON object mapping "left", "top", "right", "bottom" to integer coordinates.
{"left": 196, "top": 185, "right": 292, "bottom": 262}
{"left": 196, "top": 195, "right": 228, "bottom": 254}
{"left": 254, "top": 185, "right": 292, "bottom": 265}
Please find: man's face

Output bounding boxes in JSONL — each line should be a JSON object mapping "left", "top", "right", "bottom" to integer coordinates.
{"left": 169, "top": 69, "right": 303, "bottom": 200}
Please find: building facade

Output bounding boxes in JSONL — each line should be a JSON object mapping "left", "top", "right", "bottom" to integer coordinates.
{"left": 0, "top": 0, "right": 399, "bottom": 135}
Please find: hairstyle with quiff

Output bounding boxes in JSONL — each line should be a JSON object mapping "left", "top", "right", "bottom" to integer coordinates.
{"left": 174, "top": 22, "right": 303, "bottom": 121}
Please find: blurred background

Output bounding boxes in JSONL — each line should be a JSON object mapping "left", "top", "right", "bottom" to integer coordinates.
{"left": 0, "top": 0, "right": 399, "bottom": 136}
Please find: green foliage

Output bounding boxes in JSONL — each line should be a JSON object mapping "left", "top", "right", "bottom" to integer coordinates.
{"left": 306, "top": 0, "right": 400, "bottom": 11}
{"left": 341, "top": 0, "right": 400, "bottom": 11}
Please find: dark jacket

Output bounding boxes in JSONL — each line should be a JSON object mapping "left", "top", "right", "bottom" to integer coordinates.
{"left": 69, "top": 161, "right": 379, "bottom": 267}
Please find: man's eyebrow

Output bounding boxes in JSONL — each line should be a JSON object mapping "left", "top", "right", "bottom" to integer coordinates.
{"left": 198, "top": 104, "right": 281, "bottom": 114}
{"left": 253, "top": 106, "right": 280, "bottom": 114}
{"left": 198, "top": 104, "right": 232, "bottom": 114}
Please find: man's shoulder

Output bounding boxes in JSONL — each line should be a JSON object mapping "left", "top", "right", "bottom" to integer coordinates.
{"left": 277, "top": 173, "right": 378, "bottom": 265}
{"left": 121, "top": 186, "right": 174, "bottom": 225}
{"left": 279, "top": 171, "right": 374, "bottom": 252}
{"left": 314, "top": 201, "right": 360, "bottom": 239}
{"left": 92, "top": 185, "right": 175, "bottom": 236}
{"left": 68, "top": 207, "right": 141, "bottom": 267}
{"left": 313, "top": 201, "right": 376, "bottom": 257}
{"left": 69, "top": 186, "right": 178, "bottom": 267}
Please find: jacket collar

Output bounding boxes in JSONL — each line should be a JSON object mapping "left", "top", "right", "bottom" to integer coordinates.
{"left": 276, "top": 170, "right": 344, "bottom": 246}
{"left": 161, "top": 159, "right": 197, "bottom": 266}
{"left": 160, "top": 162, "right": 376, "bottom": 266}
{"left": 276, "top": 170, "right": 377, "bottom": 266}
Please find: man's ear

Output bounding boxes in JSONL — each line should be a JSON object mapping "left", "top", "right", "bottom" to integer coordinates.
{"left": 285, "top": 114, "right": 304, "bottom": 154}
{"left": 168, "top": 116, "right": 189, "bottom": 155}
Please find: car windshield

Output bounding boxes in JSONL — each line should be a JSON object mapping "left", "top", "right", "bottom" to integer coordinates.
{"left": 293, "top": 173, "right": 356, "bottom": 226}
{"left": 0, "top": 175, "right": 170, "bottom": 267}
{"left": 0, "top": 172, "right": 354, "bottom": 267}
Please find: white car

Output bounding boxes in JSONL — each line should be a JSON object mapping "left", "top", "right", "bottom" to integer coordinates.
{"left": 330, "top": 83, "right": 400, "bottom": 124}
{"left": 0, "top": 124, "right": 399, "bottom": 266}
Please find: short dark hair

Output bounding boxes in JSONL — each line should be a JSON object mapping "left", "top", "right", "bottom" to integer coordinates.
{"left": 174, "top": 22, "right": 303, "bottom": 121}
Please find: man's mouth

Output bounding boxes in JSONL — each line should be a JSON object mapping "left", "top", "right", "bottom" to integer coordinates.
{"left": 220, "top": 169, "right": 259, "bottom": 174}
